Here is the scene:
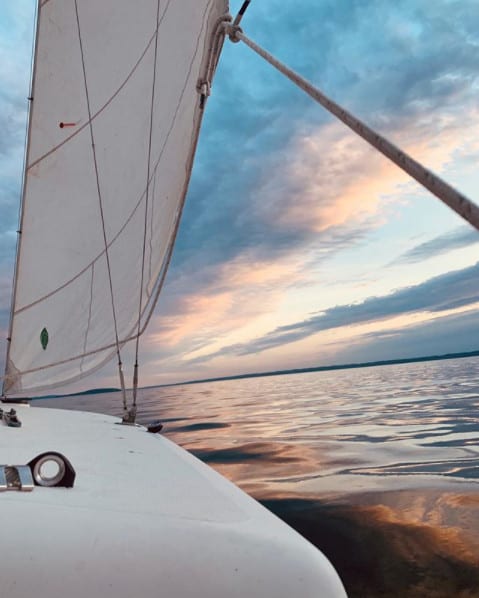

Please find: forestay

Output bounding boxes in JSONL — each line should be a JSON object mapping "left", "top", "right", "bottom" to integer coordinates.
{"left": 4, "top": 0, "right": 229, "bottom": 395}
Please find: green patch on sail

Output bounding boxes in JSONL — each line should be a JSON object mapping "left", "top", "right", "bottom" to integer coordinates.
{"left": 40, "top": 327, "right": 49, "bottom": 350}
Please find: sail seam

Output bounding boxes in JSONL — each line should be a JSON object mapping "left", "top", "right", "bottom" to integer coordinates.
{"left": 4, "top": 1, "right": 230, "bottom": 396}
{"left": 2, "top": 333, "right": 139, "bottom": 383}
{"left": 3, "top": 2, "right": 223, "bottom": 386}
{"left": 0, "top": 343, "right": 131, "bottom": 396}
{"left": 27, "top": 3, "right": 172, "bottom": 173}
{"left": 15, "top": 2, "right": 213, "bottom": 317}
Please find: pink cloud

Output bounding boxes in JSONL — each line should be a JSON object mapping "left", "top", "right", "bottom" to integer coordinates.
{"left": 140, "top": 104, "right": 479, "bottom": 381}
{"left": 146, "top": 254, "right": 304, "bottom": 351}
{"left": 255, "top": 103, "right": 479, "bottom": 235}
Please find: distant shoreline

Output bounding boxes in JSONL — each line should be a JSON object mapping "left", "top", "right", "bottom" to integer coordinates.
{"left": 161, "top": 349, "right": 479, "bottom": 388}
{"left": 35, "top": 349, "right": 479, "bottom": 399}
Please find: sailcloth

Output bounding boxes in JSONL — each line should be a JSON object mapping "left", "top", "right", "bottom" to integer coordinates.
{"left": 4, "top": 0, "right": 229, "bottom": 395}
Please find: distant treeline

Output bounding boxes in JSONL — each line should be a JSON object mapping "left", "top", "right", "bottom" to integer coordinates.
{"left": 33, "top": 387, "right": 120, "bottom": 400}
{"left": 33, "top": 349, "right": 479, "bottom": 398}
{"left": 161, "top": 349, "right": 479, "bottom": 388}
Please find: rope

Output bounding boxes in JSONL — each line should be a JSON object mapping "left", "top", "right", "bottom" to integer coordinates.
{"left": 74, "top": 0, "right": 128, "bottom": 412}
{"left": 198, "top": 14, "right": 232, "bottom": 109}
{"left": 227, "top": 25, "right": 479, "bottom": 232}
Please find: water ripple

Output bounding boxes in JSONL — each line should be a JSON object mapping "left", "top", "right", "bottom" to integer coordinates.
{"left": 39, "top": 356, "right": 479, "bottom": 597}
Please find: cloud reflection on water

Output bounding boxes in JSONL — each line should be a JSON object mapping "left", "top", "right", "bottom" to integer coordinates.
{"left": 39, "top": 357, "right": 479, "bottom": 597}
{"left": 260, "top": 490, "right": 479, "bottom": 598}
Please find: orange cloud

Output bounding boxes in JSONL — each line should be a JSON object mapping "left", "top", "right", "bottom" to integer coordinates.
{"left": 261, "top": 105, "right": 479, "bottom": 234}
{"left": 142, "top": 105, "right": 479, "bottom": 380}
{"left": 146, "top": 254, "right": 304, "bottom": 352}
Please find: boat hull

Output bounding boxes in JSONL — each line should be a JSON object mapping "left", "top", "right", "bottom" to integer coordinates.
{"left": 0, "top": 405, "right": 346, "bottom": 597}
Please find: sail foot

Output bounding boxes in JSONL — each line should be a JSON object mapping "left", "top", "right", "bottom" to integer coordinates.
{"left": 2, "top": 359, "right": 22, "bottom": 395}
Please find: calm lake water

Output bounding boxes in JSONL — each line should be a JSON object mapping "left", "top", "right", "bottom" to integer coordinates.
{"left": 41, "top": 356, "right": 479, "bottom": 597}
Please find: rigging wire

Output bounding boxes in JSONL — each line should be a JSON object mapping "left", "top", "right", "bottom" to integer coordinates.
{"left": 0, "top": 8, "right": 232, "bottom": 397}
{"left": 226, "top": 24, "right": 479, "bottom": 232}
{"left": 74, "top": 0, "right": 128, "bottom": 413}
{"left": 129, "top": 0, "right": 162, "bottom": 423}
{"left": 127, "top": 11, "right": 231, "bottom": 419}
{"left": 232, "top": 1, "right": 251, "bottom": 28}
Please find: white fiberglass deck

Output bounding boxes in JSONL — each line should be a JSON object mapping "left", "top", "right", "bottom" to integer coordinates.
{"left": 0, "top": 405, "right": 346, "bottom": 597}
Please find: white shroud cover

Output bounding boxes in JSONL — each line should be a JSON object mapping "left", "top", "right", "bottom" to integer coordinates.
{"left": 4, "top": 0, "right": 228, "bottom": 395}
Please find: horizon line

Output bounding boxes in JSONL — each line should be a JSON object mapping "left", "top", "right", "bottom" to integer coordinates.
{"left": 35, "top": 348, "right": 479, "bottom": 399}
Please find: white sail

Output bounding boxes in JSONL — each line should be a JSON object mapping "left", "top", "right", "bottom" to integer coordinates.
{"left": 4, "top": 0, "right": 229, "bottom": 395}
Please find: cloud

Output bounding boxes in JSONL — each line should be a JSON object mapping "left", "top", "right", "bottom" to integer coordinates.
{"left": 169, "top": 0, "right": 479, "bottom": 289}
{"left": 154, "top": 97, "right": 479, "bottom": 369}
{"left": 0, "top": 3, "right": 34, "bottom": 177}
{"left": 1, "top": 1, "right": 479, "bottom": 386}
{"left": 148, "top": 252, "right": 306, "bottom": 358}
{"left": 0, "top": 2, "right": 35, "bottom": 326}
{"left": 395, "top": 226, "right": 479, "bottom": 264}
{"left": 336, "top": 308, "right": 479, "bottom": 364}
{"left": 186, "top": 263, "right": 479, "bottom": 363}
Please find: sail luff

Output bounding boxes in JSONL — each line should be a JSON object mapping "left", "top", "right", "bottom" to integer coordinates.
{"left": 137, "top": 13, "right": 231, "bottom": 339}
{"left": 2, "top": 0, "right": 41, "bottom": 396}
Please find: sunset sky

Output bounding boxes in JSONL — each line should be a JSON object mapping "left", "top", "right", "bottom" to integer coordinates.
{"left": 1, "top": 0, "right": 478, "bottom": 391}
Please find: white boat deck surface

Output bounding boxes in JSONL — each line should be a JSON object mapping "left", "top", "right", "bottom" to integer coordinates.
{"left": 1, "top": 405, "right": 346, "bottom": 597}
